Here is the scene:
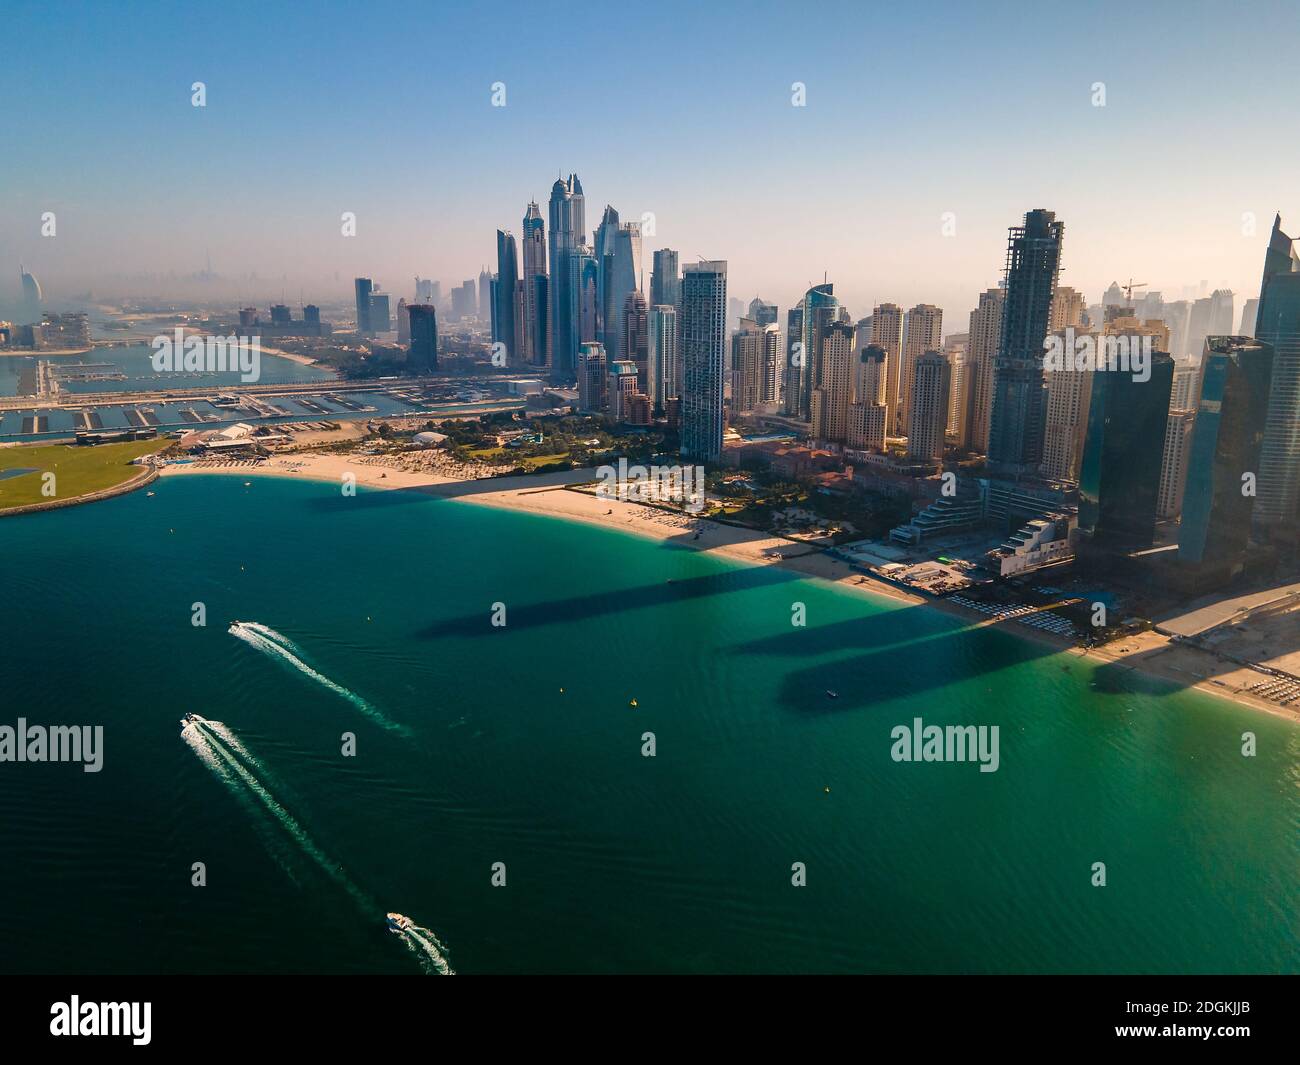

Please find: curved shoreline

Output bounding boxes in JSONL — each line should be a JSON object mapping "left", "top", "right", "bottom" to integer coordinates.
{"left": 0, "top": 462, "right": 158, "bottom": 518}
{"left": 156, "top": 456, "right": 1299, "bottom": 725}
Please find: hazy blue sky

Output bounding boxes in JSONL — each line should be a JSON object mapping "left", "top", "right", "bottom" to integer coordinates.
{"left": 3, "top": 0, "right": 1298, "bottom": 324}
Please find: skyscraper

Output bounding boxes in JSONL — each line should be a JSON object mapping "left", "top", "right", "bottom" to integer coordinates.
{"left": 849, "top": 344, "right": 889, "bottom": 451}
{"left": 1238, "top": 298, "right": 1260, "bottom": 338}
{"left": 649, "top": 305, "right": 678, "bottom": 409}
{"left": 601, "top": 222, "right": 642, "bottom": 362}
{"left": 407, "top": 303, "right": 438, "bottom": 373}
{"left": 810, "top": 320, "right": 854, "bottom": 444}
{"left": 748, "top": 298, "right": 778, "bottom": 327}
{"left": 478, "top": 269, "right": 492, "bottom": 320}
{"left": 965, "top": 287, "right": 1004, "bottom": 453}
{"left": 797, "top": 283, "right": 839, "bottom": 422}
{"left": 651, "top": 249, "right": 681, "bottom": 312}
{"left": 494, "top": 229, "right": 520, "bottom": 364}
{"left": 1158, "top": 408, "right": 1196, "bottom": 520}
{"left": 578, "top": 342, "right": 607, "bottom": 413}
{"left": 1049, "top": 286, "right": 1086, "bottom": 331}
{"left": 354, "top": 277, "right": 373, "bottom": 335}
{"left": 547, "top": 174, "right": 585, "bottom": 381}
{"left": 782, "top": 305, "right": 804, "bottom": 416}
{"left": 870, "top": 303, "right": 904, "bottom": 436}
{"left": 987, "top": 209, "right": 1065, "bottom": 476}
{"left": 578, "top": 247, "right": 600, "bottom": 344}
{"left": 623, "top": 290, "right": 649, "bottom": 400}
{"left": 520, "top": 201, "right": 549, "bottom": 368}
{"left": 899, "top": 304, "right": 943, "bottom": 434}
{"left": 1077, "top": 351, "right": 1175, "bottom": 549}
{"left": 20, "top": 266, "right": 42, "bottom": 325}
{"left": 907, "top": 351, "right": 951, "bottom": 464}
{"left": 369, "top": 290, "right": 391, "bottom": 333}
{"left": 1253, "top": 214, "right": 1300, "bottom": 539}
{"left": 680, "top": 261, "right": 727, "bottom": 463}
{"left": 1179, "top": 337, "right": 1274, "bottom": 565}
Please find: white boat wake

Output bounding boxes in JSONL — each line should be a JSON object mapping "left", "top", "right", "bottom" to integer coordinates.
{"left": 180, "top": 715, "right": 452, "bottom": 974}
{"left": 228, "top": 621, "right": 408, "bottom": 734}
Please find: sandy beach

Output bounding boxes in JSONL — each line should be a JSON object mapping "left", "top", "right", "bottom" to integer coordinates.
{"left": 160, "top": 453, "right": 1300, "bottom": 723}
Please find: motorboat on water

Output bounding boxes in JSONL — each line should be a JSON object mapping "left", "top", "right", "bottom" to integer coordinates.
{"left": 386, "top": 912, "right": 413, "bottom": 932}
{"left": 180, "top": 711, "right": 203, "bottom": 732}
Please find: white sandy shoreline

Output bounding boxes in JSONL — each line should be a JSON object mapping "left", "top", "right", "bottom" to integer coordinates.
{"left": 159, "top": 454, "right": 1299, "bottom": 724}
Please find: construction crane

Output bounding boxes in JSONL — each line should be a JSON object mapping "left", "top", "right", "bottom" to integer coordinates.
{"left": 1122, "top": 278, "right": 1147, "bottom": 303}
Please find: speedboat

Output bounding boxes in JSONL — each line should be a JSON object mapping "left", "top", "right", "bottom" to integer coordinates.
{"left": 825, "top": 690, "right": 839, "bottom": 699}
{"left": 386, "top": 912, "right": 413, "bottom": 932}
{"left": 180, "top": 712, "right": 203, "bottom": 732}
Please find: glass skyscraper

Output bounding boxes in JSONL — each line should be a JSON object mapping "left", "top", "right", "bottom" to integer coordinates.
{"left": 1179, "top": 337, "right": 1273, "bottom": 566}
{"left": 493, "top": 229, "right": 519, "bottom": 364}
{"left": 1077, "top": 351, "right": 1174, "bottom": 549}
{"left": 1253, "top": 214, "right": 1300, "bottom": 541}
{"left": 681, "top": 261, "right": 728, "bottom": 463}
{"left": 547, "top": 174, "right": 584, "bottom": 382}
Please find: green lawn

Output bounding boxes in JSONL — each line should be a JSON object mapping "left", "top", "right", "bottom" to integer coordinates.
{"left": 0, "top": 438, "right": 168, "bottom": 510}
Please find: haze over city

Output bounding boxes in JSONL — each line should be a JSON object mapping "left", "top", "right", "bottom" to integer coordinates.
{"left": 4, "top": 0, "right": 1299, "bottom": 319}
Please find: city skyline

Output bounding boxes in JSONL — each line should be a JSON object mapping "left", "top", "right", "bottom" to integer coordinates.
{"left": 4, "top": 0, "right": 1299, "bottom": 321}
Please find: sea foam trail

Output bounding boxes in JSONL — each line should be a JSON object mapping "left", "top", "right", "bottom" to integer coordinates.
{"left": 395, "top": 923, "right": 454, "bottom": 976}
{"left": 181, "top": 720, "right": 306, "bottom": 886}
{"left": 181, "top": 718, "right": 453, "bottom": 974}
{"left": 228, "top": 621, "right": 408, "bottom": 734}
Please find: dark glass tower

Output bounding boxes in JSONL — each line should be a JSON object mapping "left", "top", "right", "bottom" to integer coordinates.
{"left": 1077, "top": 350, "right": 1174, "bottom": 549}
{"left": 354, "top": 277, "right": 373, "bottom": 335}
{"left": 987, "top": 209, "right": 1064, "bottom": 476}
{"left": 547, "top": 174, "right": 584, "bottom": 382}
{"left": 520, "top": 201, "right": 548, "bottom": 368}
{"left": 407, "top": 303, "right": 438, "bottom": 374}
{"left": 1253, "top": 214, "right": 1300, "bottom": 537}
{"left": 494, "top": 229, "right": 519, "bottom": 363}
{"left": 1179, "top": 337, "right": 1274, "bottom": 565}
{"left": 797, "top": 284, "right": 838, "bottom": 423}
{"left": 651, "top": 249, "right": 681, "bottom": 311}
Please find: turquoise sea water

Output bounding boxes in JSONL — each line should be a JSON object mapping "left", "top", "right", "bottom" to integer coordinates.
{"left": 0, "top": 474, "right": 1296, "bottom": 973}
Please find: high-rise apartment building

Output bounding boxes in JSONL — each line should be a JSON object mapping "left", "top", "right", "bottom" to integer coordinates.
{"left": 899, "top": 304, "right": 943, "bottom": 434}
{"left": 521, "top": 201, "right": 549, "bottom": 368}
{"left": 810, "top": 320, "right": 854, "bottom": 443}
{"left": 870, "top": 303, "right": 904, "bottom": 435}
{"left": 1157, "top": 408, "right": 1196, "bottom": 520}
{"left": 907, "top": 350, "right": 951, "bottom": 464}
{"left": 965, "top": 287, "right": 1004, "bottom": 453}
{"left": 548, "top": 174, "right": 585, "bottom": 381}
{"left": 680, "top": 261, "right": 728, "bottom": 463}
{"left": 649, "top": 305, "right": 678, "bottom": 408}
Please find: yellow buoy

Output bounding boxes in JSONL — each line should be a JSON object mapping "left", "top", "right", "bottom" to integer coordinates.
{"left": 629, "top": 698, "right": 638, "bottom": 708}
